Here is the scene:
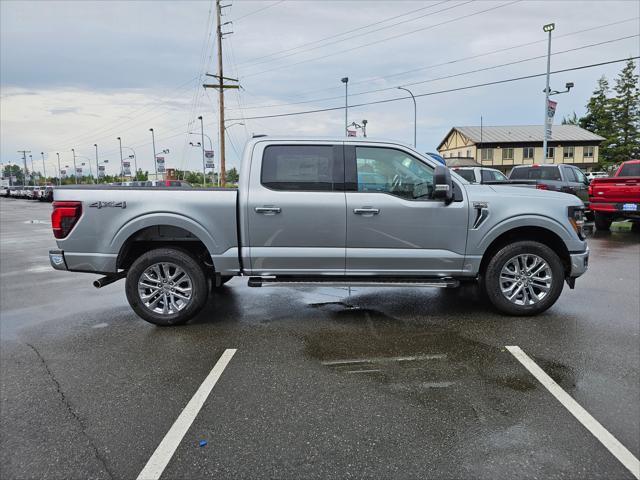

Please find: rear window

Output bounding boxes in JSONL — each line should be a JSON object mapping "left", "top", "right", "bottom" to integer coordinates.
{"left": 261, "top": 145, "right": 340, "bottom": 191}
{"left": 619, "top": 163, "right": 640, "bottom": 177}
{"left": 454, "top": 169, "right": 476, "bottom": 182}
{"left": 481, "top": 169, "right": 507, "bottom": 182}
{"left": 510, "top": 166, "right": 561, "bottom": 181}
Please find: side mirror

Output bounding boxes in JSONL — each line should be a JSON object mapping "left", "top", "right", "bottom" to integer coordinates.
{"left": 433, "top": 165, "right": 453, "bottom": 204}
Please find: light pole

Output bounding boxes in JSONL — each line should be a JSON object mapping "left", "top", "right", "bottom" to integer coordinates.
{"left": 197, "top": 116, "right": 207, "bottom": 187}
{"left": 40, "top": 152, "right": 47, "bottom": 183}
{"left": 542, "top": 22, "right": 554, "bottom": 163}
{"left": 397, "top": 86, "right": 417, "bottom": 148}
{"left": 71, "top": 148, "right": 78, "bottom": 184}
{"left": 117, "top": 137, "right": 124, "bottom": 181}
{"left": 28, "top": 154, "right": 35, "bottom": 186}
{"left": 56, "top": 153, "right": 61, "bottom": 185}
{"left": 149, "top": 128, "right": 158, "bottom": 180}
{"left": 94, "top": 144, "right": 99, "bottom": 183}
{"left": 341, "top": 77, "right": 349, "bottom": 136}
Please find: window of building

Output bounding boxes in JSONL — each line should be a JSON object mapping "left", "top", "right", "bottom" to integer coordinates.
{"left": 261, "top": 145, "right": 340, "bottom": 191}
{"left": 481, "top": 149, "right": 493, "bottom": 161}
{"left": 563, "top": 146, "right": 575, "bottom": 159}
{"left": 546, "top": 146, "right": 555, "bottom": 159}
{"left": 584, "top": 146, "right": 594, "bottom": 158}
{"left": 523, "top": 147, "right": 535, "bottom": 159}
{"left": 355, "top": 147, "right": 434, "bottom": 200}
{"left": 502, "top": 148, "right": 514, "bottom": 161}
{"left": 466, "top": 149, "right": 471, "bottom": 158}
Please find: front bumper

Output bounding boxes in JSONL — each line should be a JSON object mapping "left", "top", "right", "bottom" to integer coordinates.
{"left": 569, "top": 248, "right": 589, "bottom": 277}
{"left": 49, "top": 249, "right": 68, "bottom": 271}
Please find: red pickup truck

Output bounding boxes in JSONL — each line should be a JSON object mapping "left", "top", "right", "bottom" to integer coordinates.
{"left": 589, "top": 159, "right": 640, "bottom": 230}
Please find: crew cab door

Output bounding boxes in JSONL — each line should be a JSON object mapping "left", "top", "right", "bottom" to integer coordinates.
{"left": 345, "top": 145, "right": 468, "bottom": 276}
{"left": 245, "top": 142, "right": 346, "bottom": 275}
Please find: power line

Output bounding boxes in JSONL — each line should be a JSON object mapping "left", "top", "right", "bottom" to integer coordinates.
{"left": 236, "top": 0, "right": 454, "bottom": 68}
{"left": 241, "top": 0, "right": 521, "bottom": 79}
{"left": 229, "top": 34, "right": 638, "bottom": 111}
{"left": 232, "top": 0, "right": 285, "bottom": 23}
{"left": 227, "top": 57, "right": 639, "bottom": 121}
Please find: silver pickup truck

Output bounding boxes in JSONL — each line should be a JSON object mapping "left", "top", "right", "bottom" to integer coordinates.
{"left": 49, "top": 136, "right": 589, "bottom": 325}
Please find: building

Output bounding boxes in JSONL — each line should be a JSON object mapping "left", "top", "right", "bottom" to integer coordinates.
{"left": 437, "top": 125, "right": 604, "bottom": 172}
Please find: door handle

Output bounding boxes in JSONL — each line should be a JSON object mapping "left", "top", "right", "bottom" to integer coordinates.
{"left": 353, "top": 207, "right": 380, "bottom": 215}
{"left": 255, "top": 206, "right": 281, "bottom": 214}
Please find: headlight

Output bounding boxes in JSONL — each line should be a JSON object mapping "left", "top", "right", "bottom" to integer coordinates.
{"left": 568, "top": 206, "right": 586, "bottom": 240}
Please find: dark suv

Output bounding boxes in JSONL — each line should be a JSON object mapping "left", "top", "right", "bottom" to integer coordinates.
{"left": 509, "top": 164, "right": 590, "bottom": 208}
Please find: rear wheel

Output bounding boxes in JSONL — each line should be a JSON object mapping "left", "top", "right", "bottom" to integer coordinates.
{"left": 483, "top": 241, "right": 564, "bottom": 316}
{"left": 594, "top": 212, "right": 613, "bottom": 231}
{"left": 125, "top": 248, "right": 208, "bottom": 326}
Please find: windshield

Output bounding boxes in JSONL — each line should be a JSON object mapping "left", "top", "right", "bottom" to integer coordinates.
{"left": 619, "top": 163, "right": 640, "bottom": 177}
{"left": 510, "top": 166, "right": 561, "bottom": 181}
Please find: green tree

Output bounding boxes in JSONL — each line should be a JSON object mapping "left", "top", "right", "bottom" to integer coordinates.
{"left": 579, "top": 75, "right": 615, "bottom": 164}
{"left": 226, "top": 167, "right": 239, "bottom": 183}
{"left": 561, "top": 112, "right": 579, "bottom": 125}
{"left": 609, "top": 58, "right": 640, "bottom": 163}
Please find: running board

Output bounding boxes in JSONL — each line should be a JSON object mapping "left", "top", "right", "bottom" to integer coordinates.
{"left": 247, "top": 276, "right": 460, "bottom": 288}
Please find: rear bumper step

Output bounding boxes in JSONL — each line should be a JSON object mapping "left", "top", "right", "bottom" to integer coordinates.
{"left": 248, "top": 276, "right": 460, "bottom": 288}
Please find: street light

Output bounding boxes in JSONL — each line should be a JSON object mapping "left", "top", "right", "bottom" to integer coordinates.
{"left": 198, "top": 116, "right": 206, "bottom": 187}
{"left": 40, "top": 152, "right": 47, "bottom": 183}
{"left": 542, "top": 22, "right": 555, "bottom": 163}
{"left": 341, "top": 77, "right": 349, "bottom": 136}
{"left": 56, "top": 153, "right": 61, "bottom": 186}
{"left": 397, "top": 87, "right": 417, "bottom": 148}
{"left": 71, "top": 148, "right": 78, "bottom": 184}
{"left": 117, "top": 137, "right": 124, "bottom": 181}
{"left": 94, "top": 144, "right": 99, "bottom": 183}
{"left": 149, "top": 128, "right": 158, "bottom": 180}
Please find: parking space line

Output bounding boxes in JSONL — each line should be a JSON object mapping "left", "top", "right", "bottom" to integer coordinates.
{"left": 506, "top": 345, "right": 640, "bottom": 479}
{"left": 136, "top": 349, "right": 237, "bottom": 480}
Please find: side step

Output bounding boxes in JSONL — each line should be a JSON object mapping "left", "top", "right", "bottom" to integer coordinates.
{"left": 248, "top": 276, "right": 460, "bottom": 288}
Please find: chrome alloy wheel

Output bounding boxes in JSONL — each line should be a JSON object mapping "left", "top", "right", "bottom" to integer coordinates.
{"left": 499, "top": 254, "right": 552, "bottom": 306}
{"left": 137, "top": 262, "right": 193, "bottom": 315}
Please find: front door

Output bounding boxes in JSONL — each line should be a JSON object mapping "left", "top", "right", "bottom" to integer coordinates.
{"left": 345, "top": 145, "right": 468, "bottom": 276}
{"left": 246, "top": 142, "right": 346, "bottom": 275}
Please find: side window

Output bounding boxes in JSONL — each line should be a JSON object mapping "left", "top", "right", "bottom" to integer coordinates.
{"left": 564, "top": 167, "right": 577, "bottom": 182}
{"left": 573, "top": 168, "right": 586, "bottom": 184}
{"left": 261, "top": 145, "right": 340, "bottom": 191}
{"left": 355, "top": 147, "right": 434, "bottom": 200}
{"left": 481, "top": 169, "right": 507, "bottom": 182}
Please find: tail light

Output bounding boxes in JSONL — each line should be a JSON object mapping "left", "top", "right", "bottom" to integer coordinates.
{"left": 536, "top": 183, "right": 549, "bottom": 190}
{"left": 52, "top": 201, "right": 82, "bottom": 239}
{"left": 588, "top": 184, "right": 593, "bottom": 196}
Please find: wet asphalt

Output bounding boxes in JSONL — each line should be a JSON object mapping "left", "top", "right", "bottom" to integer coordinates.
{"left": 1, "top": 197, "right": 639, "bottom": 480}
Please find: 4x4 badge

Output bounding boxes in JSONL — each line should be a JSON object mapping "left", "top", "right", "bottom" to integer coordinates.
{"left": 89, "top": 201, "right": 127, "bottom": 209}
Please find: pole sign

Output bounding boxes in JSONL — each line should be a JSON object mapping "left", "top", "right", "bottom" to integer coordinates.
{"left": 156, "top": 156, "right": 165, "bottom": 173}
{"left": 98, "top": 165, "right": 106, "bottom": 178}
{"left": 157, "top": 165, "right": 166, "bottom": 173}
{"left": 123, "top": 161, "right": 131, "bottom": 177}
{"left": 347, "top": 129, "right": 357, "bottom": 137}
{"left": 76, "top": 167, "right": 83, "bottom": 175}
{"left": 206, "top": 161, "right": 215, "bottom": 169}
{"left": 545, "top": 99, "right": 557, "bottom": 138}
{"left": 205, "top": 150, "right": 214, "bottom": 159}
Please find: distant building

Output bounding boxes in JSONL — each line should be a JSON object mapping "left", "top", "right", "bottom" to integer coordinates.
{"left": 437, "top": 125, "right": 604, "bottom": 172}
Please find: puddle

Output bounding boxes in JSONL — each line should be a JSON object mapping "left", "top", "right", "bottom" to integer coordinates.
{"left": 23, "top": 220, "right": 50, "bottom": 225}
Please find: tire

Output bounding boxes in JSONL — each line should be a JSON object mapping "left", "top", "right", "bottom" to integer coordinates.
{"left": 483, "top": 241, "right": 564, "bottom": 316}
{"left": 594, "top": 212, "right": 612, "bottom": 231}
{"left": 125, "top": 248, "right": 209, "bottom": 326}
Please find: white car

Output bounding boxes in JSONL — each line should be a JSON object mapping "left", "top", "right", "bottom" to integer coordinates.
{"left": 451, "top": 166, "right": 508, "bottom": 183}
{"left": 585, "top": 171, "right": 609, "bottom": 182}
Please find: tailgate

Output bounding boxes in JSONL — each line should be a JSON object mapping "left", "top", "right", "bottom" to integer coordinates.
{"left": 590, "top": 177, "right": 640, "bottom": 203}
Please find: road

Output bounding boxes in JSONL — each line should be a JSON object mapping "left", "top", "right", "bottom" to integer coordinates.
{"left": 1, "top": 197, "right": 639, "bottom": 479}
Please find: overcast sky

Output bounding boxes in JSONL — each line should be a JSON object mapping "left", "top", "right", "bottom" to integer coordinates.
{"left": 1, "top": 0, "right": 638, "bottom": 175}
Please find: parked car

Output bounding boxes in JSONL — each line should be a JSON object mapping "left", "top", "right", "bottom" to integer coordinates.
{"left": 41, "top": 185, "right": 54, "bottom": 202}
{"left": 49, "top": 137, "right": 588, "bottom": 325}
{"left": 29, "top": 186, "right": 44, "bottom": 200}
{"left": 509, "top": 164, "right": 590, "bottom": 209}
{"left": 589, "top": 159, "right": 640, "bottom": 230}
{"left": 451, "top": 167, "right": 508, "bottom": 183}
{"left": 8, "top": 187, "right": 20, "bottom": 198}
{"left": 585, "top": 171, "right": 609, "bottom": 182}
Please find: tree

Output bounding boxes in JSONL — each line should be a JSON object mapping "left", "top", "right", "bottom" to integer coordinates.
{"left": 561, "top": 112, "right": 579, "bottom": 125}
{"left": 579, "top": 75, "right": 615, "bottom": 164}
{"left": 609, "top": 58, "right": 640, "bottom": 163}
{"left": 226, "top": 167, "right": 239, "bottom": 184}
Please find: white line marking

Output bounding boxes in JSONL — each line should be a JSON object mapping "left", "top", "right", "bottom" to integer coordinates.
{"left": 136, "top": 348, "right": 237, "bottom": 480}
{"left": 506, "top": 345, "right": 639, "bottom": 479}
{"left": 321, "top": 354, "right": 446, "bottom": 366}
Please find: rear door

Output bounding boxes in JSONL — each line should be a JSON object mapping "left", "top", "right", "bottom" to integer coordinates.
{"left": 245, "top": 142, "right": 346, "bottom": 275}
{"left": 344, "top": 144, "right": 468, "bottom": 276}
{"left": 568, "top": 167, "right": 589, "bottom": 204}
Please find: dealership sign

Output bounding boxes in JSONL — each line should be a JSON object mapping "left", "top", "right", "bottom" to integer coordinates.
{"left": 205, "top": 150, "right": 214, "bottom": 159}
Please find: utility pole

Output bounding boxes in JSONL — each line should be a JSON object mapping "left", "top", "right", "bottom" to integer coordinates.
{"left": 149, "top": 129, "right": 158, "bottom": 180}
{"left": 17, "top": 150, "right": 30, "bottom": 186}
{"left": 94, "top": 144, "right": 99, "bottom": 184}
{"left": 71, "top": 148, "right": 78, "bottom": 184}
{"left": 56, "top": 152, "right": 61, "bottom": 185}
{"left": 341, "top": 77, "right": 349, "bottom": 136}
{"left": 29, "top": 154, "right": 35, "bottom": 186}
{"left": 40, "top": 152, "right": 47, "bottom": 183}
{"left": 198, "top": 116, "right": 207, "bottom": 187}
{"left": 117, "top": 137, "right": 124, "bottom": 181}
{"left": 203, "top": 0, "right": 239, "bottom": 188}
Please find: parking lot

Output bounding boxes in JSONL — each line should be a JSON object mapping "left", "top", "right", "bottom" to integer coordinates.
{"left": 1, "top": 196, "right": 638, "bottom": 479}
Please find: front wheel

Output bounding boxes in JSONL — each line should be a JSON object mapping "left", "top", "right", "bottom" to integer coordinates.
{"left": 125, "top": 248, "right": 209, "bottom": 326}
{"left": 483, "top": 241, "right": 564, "bottom": 316}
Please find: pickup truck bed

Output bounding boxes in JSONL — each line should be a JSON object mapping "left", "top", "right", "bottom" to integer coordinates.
{"left": 588, "top": 160, "right": 640, "bottom": 230}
